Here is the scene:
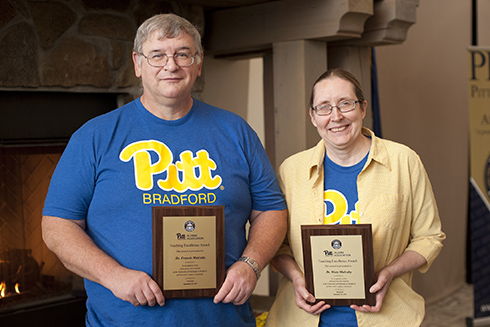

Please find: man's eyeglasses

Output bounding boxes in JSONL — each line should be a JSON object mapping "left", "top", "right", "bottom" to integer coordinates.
{"left": 140, "top": 51, "right": 198, "bottom": 68}
{"left": 312, "top": 100, "right": 361, "bottom": 116}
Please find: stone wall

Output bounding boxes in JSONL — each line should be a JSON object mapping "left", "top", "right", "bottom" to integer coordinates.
{"left": 0, "top": 0, "right": 204, "bottom": 97}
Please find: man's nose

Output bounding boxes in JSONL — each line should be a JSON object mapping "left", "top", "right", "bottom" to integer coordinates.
{"left": 164, "top": 56, "right": 179, "bottom": 71}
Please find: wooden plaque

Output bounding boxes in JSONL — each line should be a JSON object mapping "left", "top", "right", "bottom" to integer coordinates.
{"left": 152, "top": 206, "right": 225, "bottom": 299}
{"left": 301, "top": 224, "right": 375, "bottom": 306}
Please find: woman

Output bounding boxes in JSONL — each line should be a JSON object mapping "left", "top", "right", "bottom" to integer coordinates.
{"left": 265, "top": 69, "right": 445, "bottom": 327}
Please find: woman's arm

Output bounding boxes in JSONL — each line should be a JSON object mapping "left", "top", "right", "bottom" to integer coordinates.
{"left": 351, "top": 250, "right": 427, "bottom": 312}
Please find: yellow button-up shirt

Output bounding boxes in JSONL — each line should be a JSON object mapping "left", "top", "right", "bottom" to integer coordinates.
{"left": 266, "top": 128, "right": 445, "bottom": 327}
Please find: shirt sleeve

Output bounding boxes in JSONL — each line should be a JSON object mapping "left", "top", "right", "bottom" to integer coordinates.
{"left": 272, "top": 161, "right": 294, "bottom": 259}
{"left": 404, "top": 154, "right": 446, "bottom": 273}
{"left": 42, "top": 128, "right": 97, "bottom": 220}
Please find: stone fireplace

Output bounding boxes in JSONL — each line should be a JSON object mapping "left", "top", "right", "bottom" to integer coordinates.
{"left": 0, "top": 0, "right": 204, "bottom": 320}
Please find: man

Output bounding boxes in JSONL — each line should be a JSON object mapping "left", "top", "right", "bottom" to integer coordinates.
{"left": 42, "top": 13, "right": 287, "bottom": 327}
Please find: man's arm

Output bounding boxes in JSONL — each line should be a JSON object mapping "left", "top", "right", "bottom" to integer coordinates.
{"left": 213, "top": 209, "right": 287, "bottom": 305}
{"left": 42, "top": 215, "right": 165, "bottom": 307}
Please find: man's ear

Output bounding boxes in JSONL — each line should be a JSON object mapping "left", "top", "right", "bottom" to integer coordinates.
{"left": 196, "top": 51, "right": 203, "bottom": 77}
{"left": 132, "top": 52, "right": 142, "bottom": 78}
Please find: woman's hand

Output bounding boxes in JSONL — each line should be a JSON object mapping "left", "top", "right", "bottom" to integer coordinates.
{"left": 351, "top": 250, "right": 427, "bottom": 313}
{"left": 291, "top": 274, "right": 331, "bottom": 315}
{"left": 271, "top": 254, "right": 330, "bottom": 315}
{"left": 350, "top": 267, "right": 393, "bottom": 312}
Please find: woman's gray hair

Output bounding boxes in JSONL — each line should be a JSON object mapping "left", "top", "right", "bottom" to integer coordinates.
{"left": 133, "top": 13, "right": 203, "bottom": 65}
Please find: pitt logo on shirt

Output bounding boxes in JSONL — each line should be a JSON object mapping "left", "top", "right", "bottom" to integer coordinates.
{"left": 119, "top": 140, "right": 222, "bottom": 193}
{"left": 323, "top": 189, "right": 359, "bottom": 225}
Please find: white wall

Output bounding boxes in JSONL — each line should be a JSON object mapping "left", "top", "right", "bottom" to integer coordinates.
{"left": 200, "top": 56, "right": 265, "bottom": 144}
{"left": 375, "top": 0, "right": 470, "bottom": 302}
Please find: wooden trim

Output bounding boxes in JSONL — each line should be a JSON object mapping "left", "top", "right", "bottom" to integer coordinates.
{"left": 206, "top": 0, "right": 372, "bottom": 55}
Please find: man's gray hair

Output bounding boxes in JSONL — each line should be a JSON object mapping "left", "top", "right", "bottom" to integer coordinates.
{"left": 133, "top": 13, "right": 203, "bottom": 64}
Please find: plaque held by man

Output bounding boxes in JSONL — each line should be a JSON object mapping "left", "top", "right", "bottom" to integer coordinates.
{"left": 152, "top": 206, "right": 225, "bottom": 299}
{"left": 301, "top": 224, "right": 375, "bottom": 306}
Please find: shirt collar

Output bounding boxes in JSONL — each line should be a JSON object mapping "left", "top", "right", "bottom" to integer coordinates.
{"left": 307, "top": 127, "right": 391, "bottom": 181}
{"left": 362, "top": 127, "right": 391, "bottom": 171}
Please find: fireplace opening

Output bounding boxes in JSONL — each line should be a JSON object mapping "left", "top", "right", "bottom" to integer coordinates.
{"left": 0, "top": 248, "right": 42, "bottom": 301}
{"left": 0, "top": 145, "right": 84, "bottom": 321}
{"left": 0, "top": 247, "right": 79, "bottom": 315}
{"left": 0, "top": 92, "right": 127, "bottom": 323}
{"left": 0, "top": 91, "right": 127, "bottom": 146}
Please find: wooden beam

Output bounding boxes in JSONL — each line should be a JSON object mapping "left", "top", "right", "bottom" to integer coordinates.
{"left": 263, "top": 53, "right": 276, "bottom": 167}
{"left": 327, "top": 45, "right": 373, "bottom": 129}
{"left": 334, "top": 0, "right": 420, "bottom": 46}
{"left": 272, "top": 40, "right": 326, "bottom": 165}
{"left": 205, "top": 0, "right": 373, "bottom": 56}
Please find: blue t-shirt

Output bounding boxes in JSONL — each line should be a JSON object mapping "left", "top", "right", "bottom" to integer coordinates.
{"left": 43, "top": 98, "right": 286, "bottom": 327}
{"left": 319, "top": 152, "right": 368, "bottom": 327}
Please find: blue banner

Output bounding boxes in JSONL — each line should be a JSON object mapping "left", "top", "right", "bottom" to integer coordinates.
{"left": 371, "top": 47, "right": 382, "bottom": 138}
{"left": 468, "top": 47, "right": 490, "bottom": 323}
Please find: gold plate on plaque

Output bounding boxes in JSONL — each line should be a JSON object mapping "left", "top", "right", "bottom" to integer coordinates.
{"left": 301, "top": 224, "right": 375, "bottom": 306}
{"left": 152, "top": 206, "right": 225, "bottom": 299}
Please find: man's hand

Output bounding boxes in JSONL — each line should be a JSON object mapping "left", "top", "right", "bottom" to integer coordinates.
{"left": 107, "top": 266, "right": 165, "bottom": 307}
{"left": 213, "top": 261, "right": 257, "bottom": 305}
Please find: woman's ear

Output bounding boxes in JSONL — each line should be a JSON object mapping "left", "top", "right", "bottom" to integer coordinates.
{"left": 361, "top": 100, "right": 368, "bottom": 119}
{"left": 309, "top": 108, "right": 318, "bottom": 128}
